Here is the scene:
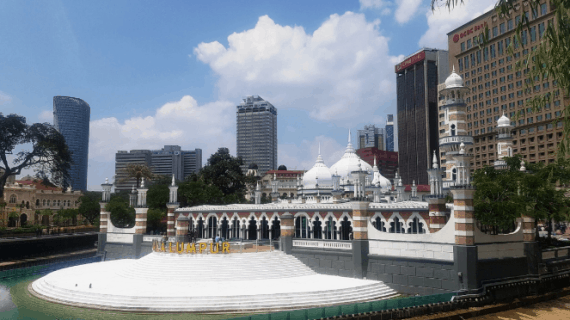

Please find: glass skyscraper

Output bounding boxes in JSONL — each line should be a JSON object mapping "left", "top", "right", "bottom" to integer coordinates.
{"left": 236, "top": 96, "right": 277, "bottom": 176}
{"left": 385, "top": 114, "right": 394, "bottom": 152}
{"left": 53, "top": 96, "right": 90, "bottom": 191}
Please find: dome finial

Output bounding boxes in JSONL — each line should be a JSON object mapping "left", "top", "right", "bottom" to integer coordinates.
{"left": 318, "top": 141, "right": 321, "bottom": 155}
{"left": 348, "top": 129, "right": 351, "bottom": 143}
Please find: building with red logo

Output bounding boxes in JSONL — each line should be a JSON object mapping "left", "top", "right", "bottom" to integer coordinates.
{"left": 395, "top": 49, "right": 449, "bottom": 185}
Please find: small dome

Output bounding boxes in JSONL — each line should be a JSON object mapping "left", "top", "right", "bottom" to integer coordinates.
{"left": 277, "top": 165, "right": 287, "bottom": 171}
{"left": 444, "top": 67, "right": 464, "bottom": 88}
{"left": 303, "top": 153, "right": 332, "bottom": 189}
{"left": 248, "top": 163, "right": 258, "bottom": 170}
{"left": 497, "top": 113, "right": 511, "bottom": 127}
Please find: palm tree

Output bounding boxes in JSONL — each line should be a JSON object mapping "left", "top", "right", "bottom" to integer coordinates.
{"left": 119, "top": 163, "right": 155, "bottom": 188}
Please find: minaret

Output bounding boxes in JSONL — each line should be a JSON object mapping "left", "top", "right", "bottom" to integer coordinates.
{"left": 438, "top": 66, "right": 472, "bottom": 189}
{"left": 494, "top": 112, "right": 514, "bottom": 170}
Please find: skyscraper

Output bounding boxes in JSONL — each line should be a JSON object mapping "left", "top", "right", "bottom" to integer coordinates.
{"left": 53, "top": 96, "right": 90, "bottom": 191}
{"left": 357, "top": 125, "right": 385, "bottom": 150}
{"left": 385, "top": 114, "right": 394, "bottom": 152}
{"left": 114, "top": 145, "right": 202, "bottom": 192}
{"left": 395, "top": 49, "right": 449, "bottom": 185}
{"left": 236, "top": 96, "right": 277, "bottom": 176}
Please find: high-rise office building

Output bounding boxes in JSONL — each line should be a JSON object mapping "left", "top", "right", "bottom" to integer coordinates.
{"left": 236, "top": 96, "right": 277, "bottom": 176}
{"left": 395, "top": 49, "right": 449, "bottom": 185}
{"left": 114, "top": 145, "right": 202, "bottom": 192}
{"left": 447, "top": 1, "right": 567, "bottom": 170}
{"left": 53, "top": 96, "right": 90, "bottom": 191}
{"left": 385, "top": 114, "right": 394, "bottom": 152}
{"left": 357, "top": 125, "right": 385, "bottom": 150}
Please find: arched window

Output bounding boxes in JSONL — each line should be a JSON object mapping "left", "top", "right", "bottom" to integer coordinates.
{"left": 452, "top": 168, "right": 457, "bottom": 181}
{"left": 9, "top": 195, "right": 17, "bottom": 204}
{"left": 325, "top": 216, "right": 336, "bottom": 240}
{"left": 47, "top": 200, "right": 51, "bottom": 207}
{"left": 373, "top": 216, "right": 386, "bottom": 232}
{"left": 260, "top": 216, "right": 269, "bottom": 239}
{"left": 295, "top": 216, "right": 309, "bottom": 238}
{"left": 207, "top": 216, "right": 217, "bottom": 239}
{"left": 313, "top": 217, "right": 322, "bottom": 239}
{"left": 271, "top": 216, "right": 280, "bottom": 240}
{"left": 231, "top": 217, "right": 240, "bottom": 239}
{"left": 407, "top": 217, "right": 425, "bottom": 234}
{"left": 36, "top": 199, "right": 40, "bottom": 207}
{"left": 248, "top": 217, "right": 257, "bottom": 240}
{"left": 43, "top": 199, "right": 46, "bottom": 206}
{"left": 389, "top": 217, "right": 403, "bottom": 233}
{"left": 339, "top": 217, "right": 352, "bottom": 240}
{"left": 451, "top": 124, "right": 456, "bottom": 136}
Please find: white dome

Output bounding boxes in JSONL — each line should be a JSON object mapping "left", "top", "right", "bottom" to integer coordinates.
{"left": 329, "top": 133, "right": 373, "bottom": 183}
{"left": 444, "top": 67, "right": 464, "bottom": 88}
{"left": 303, "top": 153, "right": 333, "bottom": 189}
{"left": 497, "top": 113, "right": 511, "bottom": 127}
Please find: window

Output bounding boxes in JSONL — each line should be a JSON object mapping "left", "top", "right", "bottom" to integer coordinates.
{"left": 459, "top": 59, "right": 463, "bottom": 71}
{"left": 467, "top": 39, "right": 472, "bottom": 49}
{"left": 539, "top": 22, "right": 545, "bottom": 38}
{"left": 490, "top": 44, "right": 496, "bottom": 58}
{"left": 461, "top": 42, "right": 465, "bottom": 52}
{"left": 541, "top": 3, "right": 547, "bottom": 15}
{"left": 530, "top": 26, "right": 536, "bottom": 42}
{"left": 500, "top": 22, "right": 505, "bottom": 34}
{"left": 508, "top": 19, "right": 513, "bottom": 31}
{"left": 451, "top": 124, "right": 456, "bottom": 136}
{"left": 9, "top": 195, "right": 17, "bottom": 204}
{"left": 498, "top": 40, "right": 504, "bottom": 55}
{"left": 492, "top": 26, "right": 498, "bottom": 38}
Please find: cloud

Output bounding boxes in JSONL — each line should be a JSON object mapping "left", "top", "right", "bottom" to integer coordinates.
{"left": 39, "top": 110, "right": 53, "bottom": 123}
{"left": 194, "top": 13, "right": 398, "bottom": 125}
{"left": 0, "top": 91, "right": 12, "bottom": 106}
{"left": 359, "top": 0, "right": 388, "bottom": 10}
{"left": 395, "top": 0, "right": 423, "bottom": 24}
{"left": 89, "top": 96, "right": 235, "bottom": 164}
{"left": 279, "top": 135, "right": 346, "bottom": 171}
{"left": 419, "top": 0, "right": 496, "bottom": 48}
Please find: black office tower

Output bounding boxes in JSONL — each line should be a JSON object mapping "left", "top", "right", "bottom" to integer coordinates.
{"left": 395, "top": 49, "right": 448, "bottom": 185}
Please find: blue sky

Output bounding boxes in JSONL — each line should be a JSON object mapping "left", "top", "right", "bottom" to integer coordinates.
{"left": 0, "top": 0, "right": 496, "bottom": 190}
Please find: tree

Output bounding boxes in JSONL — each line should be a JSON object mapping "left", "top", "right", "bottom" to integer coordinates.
{"left": 78, "top": 195, "right": 101, "bottom": 225}
{"left": 119, "top": 163, "right": 154, "bottom": 188}
{"left": 147, "top": 175, "right": 172, "bottom": 210}
{"left": 105, "top": 195, "right": 135, "bottom": 228}
{"left": 472, "top": 156, "right": 525, "bottom": 232}
{"left": 178, "top": 179, "right": 224, "bottom": 207}
{"left": 520, "top": 158, "right": 570, "bottom": 242}
{"left": 147, "top": 208, "right": 166, "bottom": 234}
{"left": 0, "top": 113, "right": 72, "bottom": 200}
{"left": 200, "top": 148, "right": 248, "bottom": 202}
{"left": 433, "top": 0, "right": 570, "bottom": 156}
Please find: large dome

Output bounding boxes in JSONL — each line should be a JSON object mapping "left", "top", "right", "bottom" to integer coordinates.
{"left": 329, "top": 132, "right": 373, "bottom": 183}
{"left": 303, "top": 152, "right": 333, "bottom": 188}
{"left": 444, "top": 66, "right": 464, "bottom": 88}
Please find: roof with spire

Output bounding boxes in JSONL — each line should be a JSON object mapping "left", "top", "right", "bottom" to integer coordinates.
{"left": 444, "top": 66, "right": 464, "bottom": 88}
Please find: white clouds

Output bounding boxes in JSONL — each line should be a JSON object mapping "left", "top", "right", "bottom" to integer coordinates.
{"left": 194, "top": 13, "right": 398, "bottom": 124}
{"left": 419, "top": 0, "right": 496, "bottom": 48}
{"left": 0, "top": 91, "right": 12, "bottom": 106}
{"left": 39, "top": 110, "right": 53, "bottom": 123}
{"left": 359, "top": 0, "right": 388, "bottom": 10}
{"left": 395, "top": 0, "right": 423, "bottom": 24}
{"left": 88, "top": 96, "right": 235, "bottom": 163}
{"left": 279, "top": 135, "right": 346, "bottom": 171}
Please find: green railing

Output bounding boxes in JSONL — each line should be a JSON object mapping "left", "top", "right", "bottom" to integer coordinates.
{"left": 228, "top": 292, "right": 456, "bottom": 320}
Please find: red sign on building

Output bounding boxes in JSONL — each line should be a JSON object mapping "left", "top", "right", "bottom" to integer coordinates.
{"left": 452, "top": 22, "right": 488, "bottom": 43}
{"left": 395, "top": 51, "right": 425, "bottom": 73}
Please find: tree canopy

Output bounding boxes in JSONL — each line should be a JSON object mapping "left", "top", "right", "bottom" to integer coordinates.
{"left": 78, "top": 192, "right": 102, "bottom": 225}
{"left": 119, "top": 163, "right": 154, "bottom": 188}
{"left": 0, "top": 113, "right": 72, "bottom": 200}
{"left": 105, "top": 195, "right": 135, "bottom": 228}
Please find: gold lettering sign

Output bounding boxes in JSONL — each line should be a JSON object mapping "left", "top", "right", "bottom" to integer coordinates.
{"left": 152, "top": 240, "right": 231, "bottom": 254}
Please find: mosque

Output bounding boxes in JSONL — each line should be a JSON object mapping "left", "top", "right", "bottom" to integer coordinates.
{"left": 29, "top": 69, "right": 540, "bottom": 314}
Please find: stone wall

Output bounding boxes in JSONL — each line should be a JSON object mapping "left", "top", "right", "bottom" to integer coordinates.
{"left": 291, "top": 248, "right": 354, "bottom": 278}
{"left": 367, "top": 256, "right": 458, "bottom": 295}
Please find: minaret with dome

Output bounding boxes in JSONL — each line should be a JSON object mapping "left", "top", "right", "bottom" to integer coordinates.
{"left": 494, "top": 112, "right": 514, "bottom": 170}
{"left": 438, "top": 67, "right": 474, "bottom": 189}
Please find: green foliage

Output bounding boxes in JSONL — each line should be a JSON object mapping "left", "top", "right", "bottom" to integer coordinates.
{"left": 105, "top": 195, "right": 135, "bottom": 228}
{"left": 147, "top": 184, "right": 169, "bottom": 210}
{"left": 177, "top": 149, "right": 249, "bottom": 207}
{"left": 8, "top": 211, "right": 19, "bottom": 219}
{"left": 147, "top": 208, "right": 166, "bottom": 234}
{"left": 472, "top": 158, "right": 525, "bottom": 230}
{"left": 78, "top": 195, "right": 100, "bottom": 225}
{"left": 119, "top": 163, "right": 155, "bottom": 188}
{"left": 0, "top": 113, "right": 72, "bottom": 199}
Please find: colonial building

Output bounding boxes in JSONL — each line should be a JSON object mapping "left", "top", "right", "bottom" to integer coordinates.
{"left": 1, "top": 176, "right": 82, "bottom": 227}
